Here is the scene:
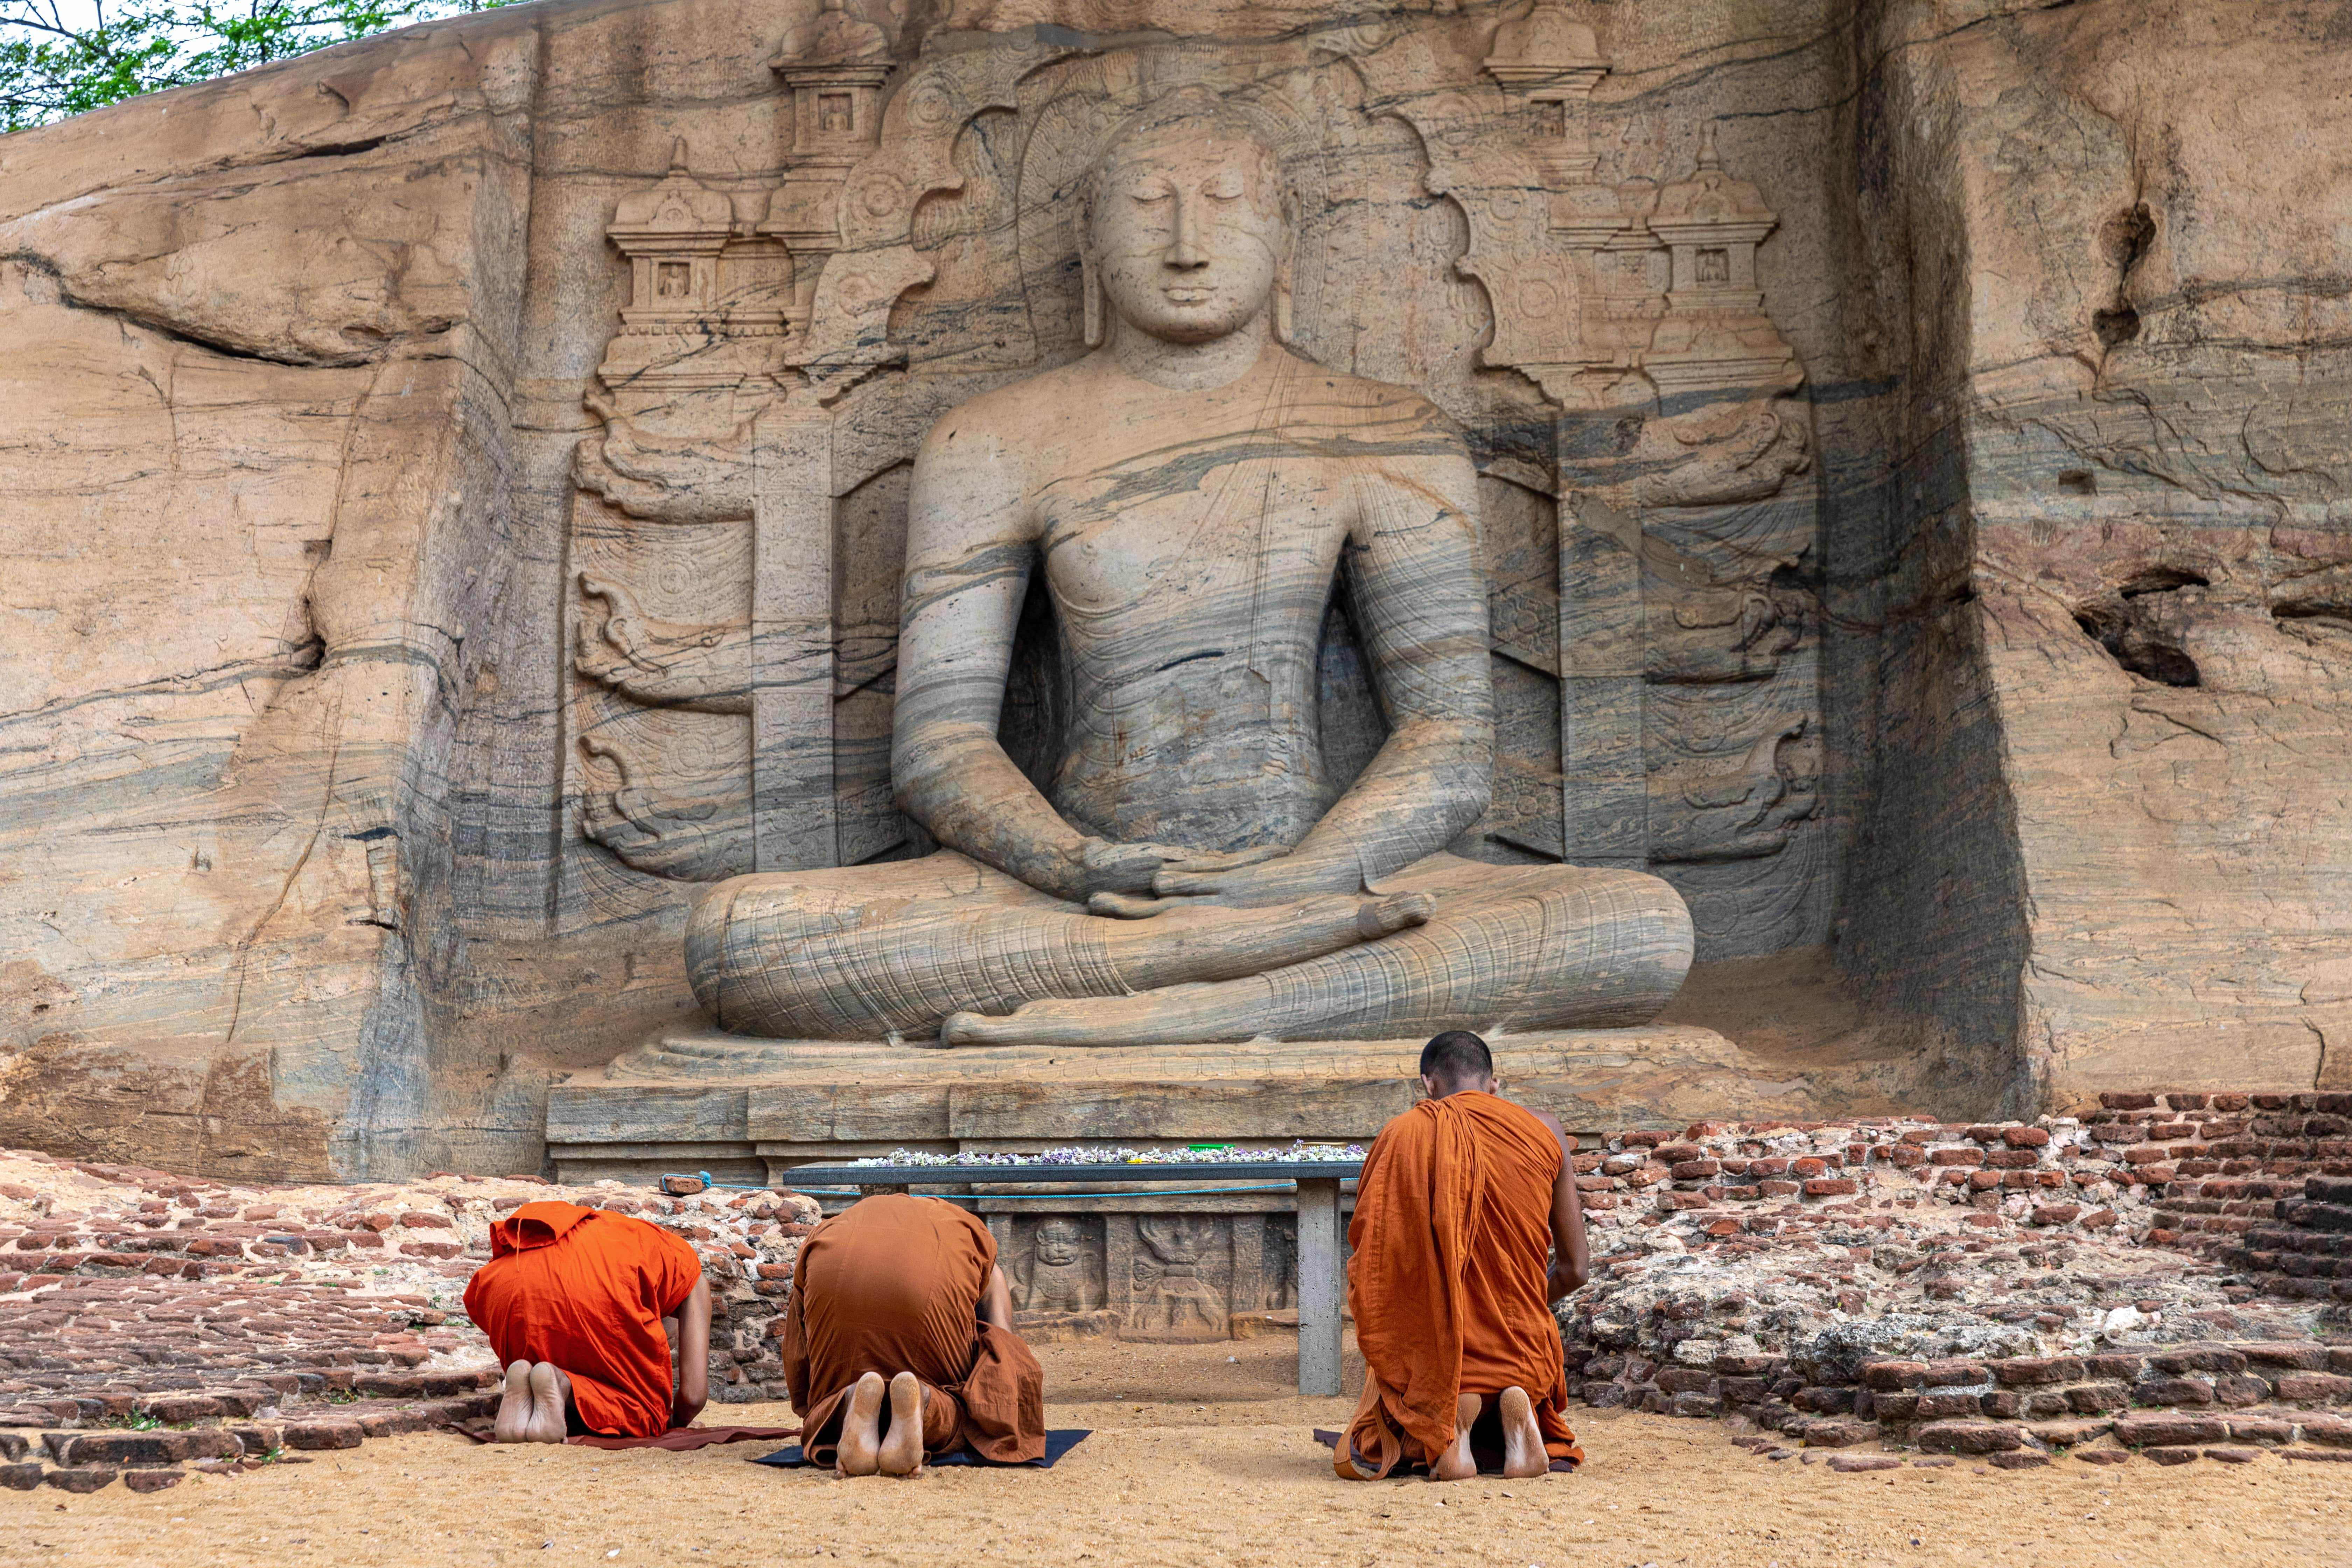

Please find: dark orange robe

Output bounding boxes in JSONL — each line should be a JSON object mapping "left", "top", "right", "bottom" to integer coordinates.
{"left": 461, "top": 1201, "right": 703, "bottom": 1438}
{"left": 1338, "top": 1091, "right": 1584, "bottom": 1477}
{"left": 780, "top": 1194, "right": 1044, "bottom": 1464}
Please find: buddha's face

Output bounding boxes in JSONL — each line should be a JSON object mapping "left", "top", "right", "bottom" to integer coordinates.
{"left": 1035, "top": 1223, "right": 1081, "bottom": 1267}
{"left": 1088, "top": 124, "right": 1285, "bottom": 345}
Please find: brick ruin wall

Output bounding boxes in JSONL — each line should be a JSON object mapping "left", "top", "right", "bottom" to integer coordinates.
{"left": 1560, "top": 1091, "right": 2352, "bottom": 1469}
{"left": 0, "top": 1153, "right": 812, "bottom": 1493}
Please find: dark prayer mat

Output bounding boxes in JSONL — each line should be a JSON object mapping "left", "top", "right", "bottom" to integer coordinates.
{"left": 1311, "top": 1428, "right": 1578, "bottom": 1476}
{"left": 754, "top": 1430, "right": 1091, "bottom": 1470}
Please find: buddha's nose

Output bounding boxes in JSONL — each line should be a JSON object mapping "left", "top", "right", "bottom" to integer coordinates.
{"left": 1165, "top": 194, "right": 1206, "bottom": 269}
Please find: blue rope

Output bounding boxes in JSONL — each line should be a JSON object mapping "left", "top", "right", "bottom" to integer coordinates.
{"left": 670, "top": 1171, "right": 1301, "bottom": 1200}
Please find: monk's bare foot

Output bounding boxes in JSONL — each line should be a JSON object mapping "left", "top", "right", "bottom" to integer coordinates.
{"left": 493, "top": 1360, "right": 533, "bottom": 1443}
{"left": 877, "top": 1372, "right": 925, "bottom": 1477}
{"left": 836, "top": 1372, "right": 886, "bottom": 1477}
{"left": 1498, "top": 1386, "right": 1548, "bottom": 1479}
{"left": 1432, "top": 1392, "right": 1482, "bottom": 1481}
{"left": 525, "top": 1362, "right": 568, "bottom": 1443}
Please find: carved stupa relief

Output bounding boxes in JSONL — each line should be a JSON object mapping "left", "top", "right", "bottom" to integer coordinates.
{"left": 564, "top": 2, "right": 1825, "bottom": 963}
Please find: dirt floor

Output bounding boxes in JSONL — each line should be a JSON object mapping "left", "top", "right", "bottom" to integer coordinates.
{"left": 6, "top": 1338, "right": 2346, "bottom": 1567}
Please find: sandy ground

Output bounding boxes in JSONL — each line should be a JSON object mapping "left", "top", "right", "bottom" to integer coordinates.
{"left": 7, "top": 1338, "right": 2347, "bottom": 1567}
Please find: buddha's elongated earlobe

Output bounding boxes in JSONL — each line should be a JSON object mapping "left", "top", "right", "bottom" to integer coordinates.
{"left": 1082, "top": 246, "right": 1105, "bottom": 348}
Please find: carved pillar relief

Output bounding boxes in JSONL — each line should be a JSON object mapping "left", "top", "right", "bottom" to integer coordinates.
{"left": 1333, "top": 7, "right": 1826, "bottom": 954}
{"left": 568, "top": 17, "right": 1065, "bottom": 888}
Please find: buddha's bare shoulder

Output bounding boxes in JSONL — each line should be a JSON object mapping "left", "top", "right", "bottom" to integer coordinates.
{"left": 1278, "top": 356, "right": 1467, "bottom": 450}
{"left": 919, "top": 356, "right": 1115, "bottom": 450}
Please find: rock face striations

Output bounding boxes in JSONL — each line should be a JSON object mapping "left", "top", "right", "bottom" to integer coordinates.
{"left": 1, "top": 0, "right": 2347, "bottom": 1177}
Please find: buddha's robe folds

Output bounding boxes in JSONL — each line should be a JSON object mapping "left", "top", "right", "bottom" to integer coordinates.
{"left": 462, "top": 1201, "right": 702, "bottom": 1438}
{"left": 780, "top": 1194, "right": 1045, "bottom": 1464}
{"left": 1337, "top": 1092, "right": 1584, "bottom": 1478}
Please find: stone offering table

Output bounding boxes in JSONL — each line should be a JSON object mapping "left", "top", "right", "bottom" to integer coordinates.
{"left": 782, "top": 1158, "right": 1362, "bottom": 1397}
{"left": 545, "top": 1024, "right": 1766, "bottom": 1350}
{"left": 551, "top": 1024, "right": 1749, "bottom": 1181}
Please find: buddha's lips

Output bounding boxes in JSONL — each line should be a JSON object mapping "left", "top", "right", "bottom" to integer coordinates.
{"left": 1163, "top": 287, "right": 1213, "bottom": 303}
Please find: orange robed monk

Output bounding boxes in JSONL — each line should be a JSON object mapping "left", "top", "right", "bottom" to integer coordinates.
{"left": 781, "top": 1193, "right": 1045, "bottom": 1477}
{"left": 462, "top": 1200, "right": 713, "bottom": 1443}
{"left": 1338, "top": 1030, "right": 1590, "bottom": 1481}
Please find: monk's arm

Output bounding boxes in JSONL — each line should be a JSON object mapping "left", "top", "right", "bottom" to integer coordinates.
{"left": 893, "top": 404, "right": 1182, "bottom": 904}
{"left": 1153, "top": 442, "right": 1491, "bottom": 904}
{"left": 672, "top": 1277, "right": 711, "bottom": 1428}
{"left": 980, "top": 1265, "right": 1013, "bottom": 1331}
{"left": 1535, "top": 1111, "right": 1590, "bottom": 1304}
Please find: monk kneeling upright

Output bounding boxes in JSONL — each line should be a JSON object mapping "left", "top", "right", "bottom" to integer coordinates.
{"left": 1339, "top": 1031, "right": 1590, "bottom": 1481}
{"left": 463, "top": 1200, "right": 713, "bottom": 1443}
{"left": 782, "top": 1194, "right": 1045, "bottom": 1477}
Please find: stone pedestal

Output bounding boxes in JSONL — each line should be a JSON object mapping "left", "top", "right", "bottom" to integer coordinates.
{"left": 545, "top": 1025, "right": 1756, "bottom": 1344}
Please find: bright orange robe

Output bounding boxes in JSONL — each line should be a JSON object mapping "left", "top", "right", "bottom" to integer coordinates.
{"left": 461, "top": 1202, "right": 702, "bottom": 1438}
{"left": 1337, "top": 1091, "right": 1584, "bottom": 1477}
{"left": 780, "top": 1194, "right": 1044, "bottom": 1464}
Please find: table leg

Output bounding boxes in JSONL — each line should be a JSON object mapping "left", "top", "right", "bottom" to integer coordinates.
{"left": 1295, "top": 1177, "right": 1343, "bottom": 1398}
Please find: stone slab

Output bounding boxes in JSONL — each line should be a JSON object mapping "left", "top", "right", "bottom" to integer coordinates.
{"left": 545, "top": 1024, "right": 1755, "bottom": 1182}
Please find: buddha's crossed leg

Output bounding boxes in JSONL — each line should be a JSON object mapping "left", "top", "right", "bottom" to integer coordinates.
{"left": 690, "top": 852, "right": 1689, "bottom": 1045}
{"left": 938, "top": 855, "right": 1692, "bottom": 1047}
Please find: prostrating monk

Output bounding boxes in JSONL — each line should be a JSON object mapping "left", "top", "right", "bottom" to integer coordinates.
{"left": 462, "top": 1200, "right": 712, "bottom": 1443}
{"left": 1338, "top": 1031, "right": 1589, "bottom": 1482}
{"left": 781, "top": 1193, "right": 1045, "bottom": 1477}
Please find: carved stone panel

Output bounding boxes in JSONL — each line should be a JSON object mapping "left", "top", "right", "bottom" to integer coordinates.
{"left": 1002, "top": 1211, "right": 1301, "bottom": 1344}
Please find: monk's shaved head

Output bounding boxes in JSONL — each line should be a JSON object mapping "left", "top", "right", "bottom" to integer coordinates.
{"left": 1419, "top": 1030, "right": 1495, "bottom": 1096}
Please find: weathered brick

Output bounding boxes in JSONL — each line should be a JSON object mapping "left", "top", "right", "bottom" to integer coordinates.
{"left": 0, "top": 1462, "right": 43, "bottom": 1490}
{"left": 2028, "top": 1419, "right": 2112, "bottom": 1446}
{"left": 2114, "top": 1414, "right": 2229, "bottom": 1447}
{"left": 2299, "top": 1415, "right": 2352, "bottom": 1447}
{"left": 1991, "top": 1356, "right": 2083, "bottom": 1387}
{"left": 2276, "top": 1372, "right": 2352, "bottom": 1402}
{"left": 2214, "top": 1375, "right": 2271, "bottom": 1407}
{"left": 1913, "top": 1422, "right": 2020, "bottom": 1454}
{"left": 2228, "top": 1418, "right": 2296, "bottom": 1444}
{"left": 57, "top": 1432, "right": 201, "bottom": 1466}
{"left": 2133, "top": 1377, "right": 2215, "bottom": 1406}
{"left": 123, "top": 1468, "right": 184, "bottom": 1492}
{"left": 1798, "top": 1419, "right": 1877, "bottom": 1448}
{"left": 43, "top": 1466, "right": 117, "bottom": 1492}
{"left": 1827, "top": 1453, "right": 1902, "bottom": 1472}
{"left": 1861, "top": 1360, "right": 1926, "bottom": 1392}
{"left": 281, "top": 1421, "right": 363, "bottom": 1451}
{"left": 2149, "top": 1344, "right": 2248, "bottom": 1375}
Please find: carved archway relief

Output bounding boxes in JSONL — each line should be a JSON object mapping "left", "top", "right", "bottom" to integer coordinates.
{"left": 564, "top": 7, "right": 1828, "bottom": 955}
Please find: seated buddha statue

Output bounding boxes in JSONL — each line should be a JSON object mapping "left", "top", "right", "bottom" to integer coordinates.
{"left": 684, "top": 91, "right": 1692, "bottom": 1048}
